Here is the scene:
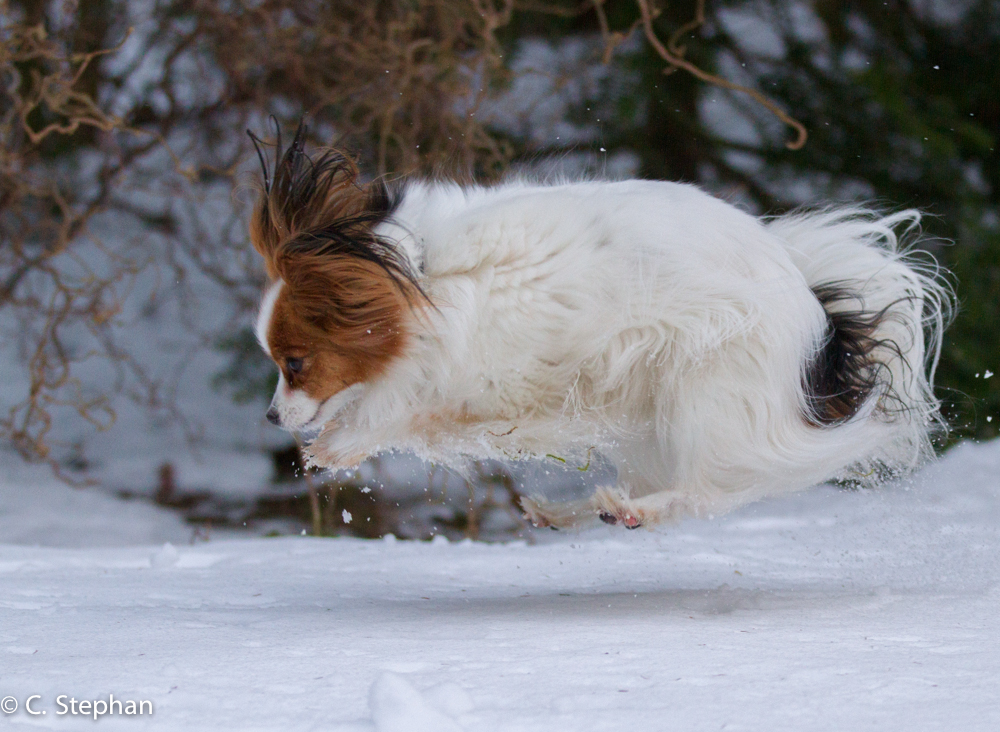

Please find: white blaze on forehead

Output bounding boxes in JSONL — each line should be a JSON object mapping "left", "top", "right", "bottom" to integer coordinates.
{"left": 255, "top": 280, "right": 284, "bottom": 356}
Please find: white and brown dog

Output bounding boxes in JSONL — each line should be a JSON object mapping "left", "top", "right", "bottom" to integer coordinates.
{"left": 250, "top": 125, "right": 949, "bottom": 530}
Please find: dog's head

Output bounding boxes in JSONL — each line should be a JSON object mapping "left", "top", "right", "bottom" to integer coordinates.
{"left": 249, "top": 124, "right": 421, "bottom": 431}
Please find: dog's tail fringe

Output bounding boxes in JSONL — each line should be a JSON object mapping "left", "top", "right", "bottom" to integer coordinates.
{"left": 767, "top": 206, "right": 953, "bottom": 476}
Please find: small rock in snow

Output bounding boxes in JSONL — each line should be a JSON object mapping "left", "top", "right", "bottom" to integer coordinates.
{"left": 150, "top": 542, "right": 179, "bottom": 569}
{"left": 369, "top": 672, "right": 463, "bottom": 732}
{"left": 431, "top": 534, "right": 449, "bottom": 545}
{"left": 343, "top": 509, "right": 353, "bottom": 524}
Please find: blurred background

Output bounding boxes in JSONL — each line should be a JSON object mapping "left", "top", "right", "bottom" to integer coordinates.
{"left": 1, "top": 0, "right": 997, "bottom": 544}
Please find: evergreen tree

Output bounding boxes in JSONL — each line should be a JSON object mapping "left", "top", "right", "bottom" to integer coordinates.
{"left": 507, "top": 0, "right": 999, "bottom": 441}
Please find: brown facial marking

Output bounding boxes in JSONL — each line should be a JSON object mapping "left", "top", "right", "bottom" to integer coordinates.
{"left": 266, "top": 261, "right": 410, "bottom": 402}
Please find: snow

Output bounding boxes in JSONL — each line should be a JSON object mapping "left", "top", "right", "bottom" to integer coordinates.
{"left": 2, "top": 439, "right": 1000, "bottom": 730}
{"left": 369, "top": 673, "right": 463, "bottom": 732}
{"left": 0, "top": 463, "right": 189, "bottom": 548}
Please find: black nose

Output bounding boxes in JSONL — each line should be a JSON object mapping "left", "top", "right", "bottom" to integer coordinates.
{"left": 265, "top": 407, "right": 281, "bottom": 426}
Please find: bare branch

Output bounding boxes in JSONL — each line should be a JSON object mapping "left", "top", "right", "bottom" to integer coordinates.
{"left": 633, "top": 0, "right": 807, "bottom": 150}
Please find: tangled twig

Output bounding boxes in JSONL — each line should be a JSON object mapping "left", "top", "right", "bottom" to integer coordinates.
{"left": 633, "top": 0, "right": 807, "bottom": 150}
{"left": 0, "top": 0, "right": 807, "bottom": 479}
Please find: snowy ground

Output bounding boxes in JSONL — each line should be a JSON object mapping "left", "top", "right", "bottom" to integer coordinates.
{"left": 2, "top": 440, "right": 1000, "bottom": 731}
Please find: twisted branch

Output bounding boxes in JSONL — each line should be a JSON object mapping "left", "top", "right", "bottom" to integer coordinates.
{"left": 634, "top": 0, "right": 807, "bottom": 150}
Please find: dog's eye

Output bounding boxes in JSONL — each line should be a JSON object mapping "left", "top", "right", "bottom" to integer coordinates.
{"left": 286, "top": 357, "right": 304, "bottom": 374}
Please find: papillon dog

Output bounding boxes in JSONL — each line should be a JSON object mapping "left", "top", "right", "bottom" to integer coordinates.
{"left": 250, "top": 125, "right": 950, "bottom": 530}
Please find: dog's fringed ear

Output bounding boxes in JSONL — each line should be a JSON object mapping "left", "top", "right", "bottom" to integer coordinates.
{"left": 247, "top": 121, "right": 429, "bottom": 329}
{"left": 247, "top": 121, "right": 370, "bottom": 281}
{"left": 280, "top": 254, "right": 409, "bottom": 338}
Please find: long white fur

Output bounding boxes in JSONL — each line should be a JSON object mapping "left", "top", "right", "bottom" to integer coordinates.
{"left": 260, "top": 178, "right": 949, "bottom": 529}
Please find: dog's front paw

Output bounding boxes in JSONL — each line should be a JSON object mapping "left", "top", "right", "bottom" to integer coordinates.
{"left": 302, "top": 425, "right": 368, "bottom": 471}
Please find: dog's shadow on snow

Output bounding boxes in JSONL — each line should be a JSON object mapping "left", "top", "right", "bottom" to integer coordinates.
{"left": 396, "top": 585, "right": 825, "bottom": 620}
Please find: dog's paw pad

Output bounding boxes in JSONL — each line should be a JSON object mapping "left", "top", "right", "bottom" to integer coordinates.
{"left": 598, "top": 509, "right": 643, "bottom": 529}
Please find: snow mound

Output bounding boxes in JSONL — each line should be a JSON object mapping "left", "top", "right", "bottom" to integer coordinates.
{"left": 369, "top": 673, "right": 464, "bottom": 732}
{"left": 150, "top": 542, "right": 180, "bottom": 568}
{"left": 0, "top": 462, "right": 189, "bottom": 547}
{"left": 423, "top": 681, "right": 475, "bottom": 718}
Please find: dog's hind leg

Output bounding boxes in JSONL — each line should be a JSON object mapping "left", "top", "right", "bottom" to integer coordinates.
{"left": 520, "top": 494, "right": 601, "bottom": 530}
{"left": 521, "top": 483, "right": 669, "bottom": 530}
{"left": 520, "top": 457, "right": 699, "bottom": 529}
{"left": 592, "top": 485, "right": 699, "bottom": 529}
{"left": 592, "top": 486, "right": 644, "bottom": 529}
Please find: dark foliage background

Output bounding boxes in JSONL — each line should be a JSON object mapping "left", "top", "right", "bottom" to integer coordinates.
{"left": 2, "top": 0, "right": 997, "bottom": 476}
{"left": 514, "top": 0, "right": 999, "bottom": 442}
